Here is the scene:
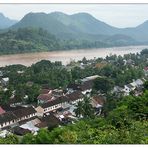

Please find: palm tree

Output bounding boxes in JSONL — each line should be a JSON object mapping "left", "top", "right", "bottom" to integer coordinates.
{"left": 82, "top": 96, "right": 94, "bottom": 118}
{"left": 74, "top": 101, "right": 84, "bottom": 118}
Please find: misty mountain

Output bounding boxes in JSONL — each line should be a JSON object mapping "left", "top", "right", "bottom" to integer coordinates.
{"left": 119, "top": 20, "right": 148, "bottom": 42}
{"left": 0, "top": 13, "right": 18, "bottom": 29}
{"left": 10, "top": 11, "right": 148, "bottom": 43}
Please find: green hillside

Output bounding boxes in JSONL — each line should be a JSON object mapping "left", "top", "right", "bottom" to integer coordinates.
{"left": 0, "top": 27, "right": 60, "bottom": 54}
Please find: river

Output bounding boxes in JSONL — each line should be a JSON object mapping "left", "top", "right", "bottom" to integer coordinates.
{"left": 0, "top": 45, "right": 148, "bottom": 67}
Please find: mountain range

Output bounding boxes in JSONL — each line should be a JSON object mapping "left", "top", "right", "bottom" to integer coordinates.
{"left": 0, "top": 13, "right": 18, "bottom": 29}
{"left": 0, "top": 11, "right": 148, "bottom": 54}
{"left": 8, "top": 12, "right": 148, "bottom": 42}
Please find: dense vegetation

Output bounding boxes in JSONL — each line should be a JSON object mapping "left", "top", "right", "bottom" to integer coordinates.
{"left": 0, "top": 27, "right": 139, "bottom": 55}
{"left": 20, "top": 90, "right": 148, "bottom": 144}
{"left": 0, "top": 90, "right": 147, "bottom": 144}
{"left": 0, "top": 28, "right": 61, "bottom": 54}
{"left": 1, "top": 11, "right": 148, "bottom": 55}
{"left": 0, "top": 49, "right": 147, "bottom": 144}
{"left": 0, "top": 49, "right": 147, "bottom": 105}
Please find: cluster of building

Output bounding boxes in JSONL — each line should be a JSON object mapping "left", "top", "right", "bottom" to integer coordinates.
{"left": 113, "top": 78, "right": 145, "bottom": 96}
{"left": 0, "top": 75, "right": 105, "bottom": 137}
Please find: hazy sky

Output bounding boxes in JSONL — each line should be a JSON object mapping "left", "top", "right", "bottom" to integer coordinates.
{"left": 0, "top": 4, "right": 148, "bottom": 28}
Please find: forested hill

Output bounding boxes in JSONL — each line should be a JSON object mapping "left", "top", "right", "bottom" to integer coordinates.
{"left": 10, "top": 12, "right": 148, "bottom": 42}
{"left": 0, "top": 27, "right": 142, "bottom": 55}
{"left": 0, "top": 28, "right": 61, "bottom": 54}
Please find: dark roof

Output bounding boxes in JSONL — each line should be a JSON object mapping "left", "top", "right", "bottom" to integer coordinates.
{"left": 7, "top": 97, "right": 22, "bottom": 105}
{"left": 12, "top": 107, "right": 36, "bottom": 118}
{"left": 41, "top": 91, "right": 83, "bottom": 109}
{"left": 66, "top": 91, "right": 83, "bottom": 101}
{"left": 37, "top": 94, "right": 53, "bottom": 101}
{"left": 0, "top": 112, "right": 17, "bottom": 124}
{"left": 13, "top": 126, "right": 31, "bottom": 136}
{"left": 40, "top": 89, "right": 52, "bottom": 94}
{"left": 1, "top": 105, "right": 26, "bottom": 112}
{"left": 79, "top": 80, "right": 94, "bottom": 91}
{"left": 18, "top": 116, "right": 38, "bottom": 125}
{"left": 126, "top": 84, "right": 133, "bottom": 89}
{"left": 67, "top": 83, "right": 81, "bottom": 90}
{"left": 41, "top": 96, "right": 69, "bottom": 109}
{"left": 52, "top": 90, "right": 63, "bottom": 97}
{"left": 36, "top": 114, "right": 61, "bottom": 128}
{"left": 67, "top": 80, "right": 94, "bottom": 91}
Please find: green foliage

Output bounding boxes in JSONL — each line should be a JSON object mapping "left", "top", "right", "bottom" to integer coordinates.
{"left": 74, "top": 96, "right": 95, "bottom": 119}
{"left": 93, "top": 77, "right": 115, "bottom": 93}
{"left": 0, "top": 28, "right": 60, "bottom": 54}
{"left": 0, "top": 134, "right": 19, "bottom": 144}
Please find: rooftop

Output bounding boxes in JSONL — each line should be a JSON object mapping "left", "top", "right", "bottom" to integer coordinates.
{"left": 0, "top": 106, "right": 5, "bottom": 115}
{"left": 37, "top": 94, "right": 53, "bottom": 101}
{"left": 2, "top": 77, "right": 9, "bottom": 82}
{"left": 0, "top": 112, "right": 17, "bottom": 124}
{"left": 12, "top": 107, "right": 36, "bottom": 118}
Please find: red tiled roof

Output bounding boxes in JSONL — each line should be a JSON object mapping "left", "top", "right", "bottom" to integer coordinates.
{"left": 0, "top": 106, "right": 5, "bottom": 115}
{"left": 37, "top": 94, "right": 53, "bottom": 101}
{"left": 144, "top": 67, "right": 148, "bottom": 71}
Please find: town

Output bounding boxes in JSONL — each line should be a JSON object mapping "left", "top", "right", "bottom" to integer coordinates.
{"left": 0, "top": 49, "right": 147, "bottom": 143}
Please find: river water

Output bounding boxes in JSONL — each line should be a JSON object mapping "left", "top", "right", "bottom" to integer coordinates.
{"left": 0, "top": 45, "right": 148, "bottom": 67}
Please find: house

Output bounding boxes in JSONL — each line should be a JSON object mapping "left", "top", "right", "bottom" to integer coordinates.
{"left": 20, "top": 121, "right": 39, "bottom": 133}
{"left": 35, "top": 106, "right": 45, "bottom": 117}
{"left": 52, "top": 89, "right": 64, "bottom": 97}
{"left": 1, "top": 77, "right": 9, "bottom": 86}
{"left": 143, "top": 67, "right": 148, "bottom": 76}
{"left": 81, "top": 75, "right": 101, "bottom": 82}
{"left": 41, "top": 96, "right": 69, "bottom": 113}
{"left": 113, "top": 86, "right": 123, "bottom": 93}
{"left": 66, "top": 91, "right": 84, "bottom": 104}
{"left": 37, "top": 94, "right": 54, "bottom": 104}
{"left": 1, "top": 105, "right": 26, "bottom": 112}
{"left": 123, "top": 85, "right": 131, "bottom": 96}
{"left": 13, "top": 126, "right": 31, "bottom": 136}
{"left": 67, "top": 83, "right": 81, "bottom": 93}
{"left": 129, "top": 82, "right": 136, "bottom": 91}
{"left": 91, "top": 95, "right": 106, "bottom": 108}
{"left": 12, "top": 106, "right": 37, "bottom": 122}
{"left": 40, "top": 89, "right": 52, "bottom": 94}
{"left": 67, "top": 80, "right": 94, "bottom": 95}
{"left": 0, "top": 106, "right": 5, "bottom": 115}
{"left": 79, "top": 80, "right": 94, "bottom": 95}
{"left": 91, "top": 95, "right": 106, "bottom": 116}
{"left": 135, "top": 79, "right": 144, "bottom": 87}
{"left": 36, "top": 114, "right": 61, "bottom": 129}
{"left": 30, "top": 118, "right": 41, "bottom": 126}
{"left": 8, "top": 96, "right": 23, "bottom": 106}
{"left": 0, "top": 112, "right": 17, "bottom": 129}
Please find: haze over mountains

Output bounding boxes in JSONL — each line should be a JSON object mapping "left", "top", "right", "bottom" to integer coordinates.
{"left": 0, "top": 11, "right": 148, "bottom": 54}
{"left": 8, "top": 12, "right": 148, "bottom": 42}
{"left": 0, "top": 13, "right": 18, "bottom": 29}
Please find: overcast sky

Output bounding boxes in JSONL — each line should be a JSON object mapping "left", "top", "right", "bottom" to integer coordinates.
{"left": 0, "top": 4, "right": 148, "bottom": 28}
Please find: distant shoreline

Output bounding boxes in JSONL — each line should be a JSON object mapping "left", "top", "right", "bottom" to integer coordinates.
{"left": 0, "top": 44, "right": 148, "bottom": 57}
{"left": 0, "top": 45, "right": 148, "bottom": 67}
